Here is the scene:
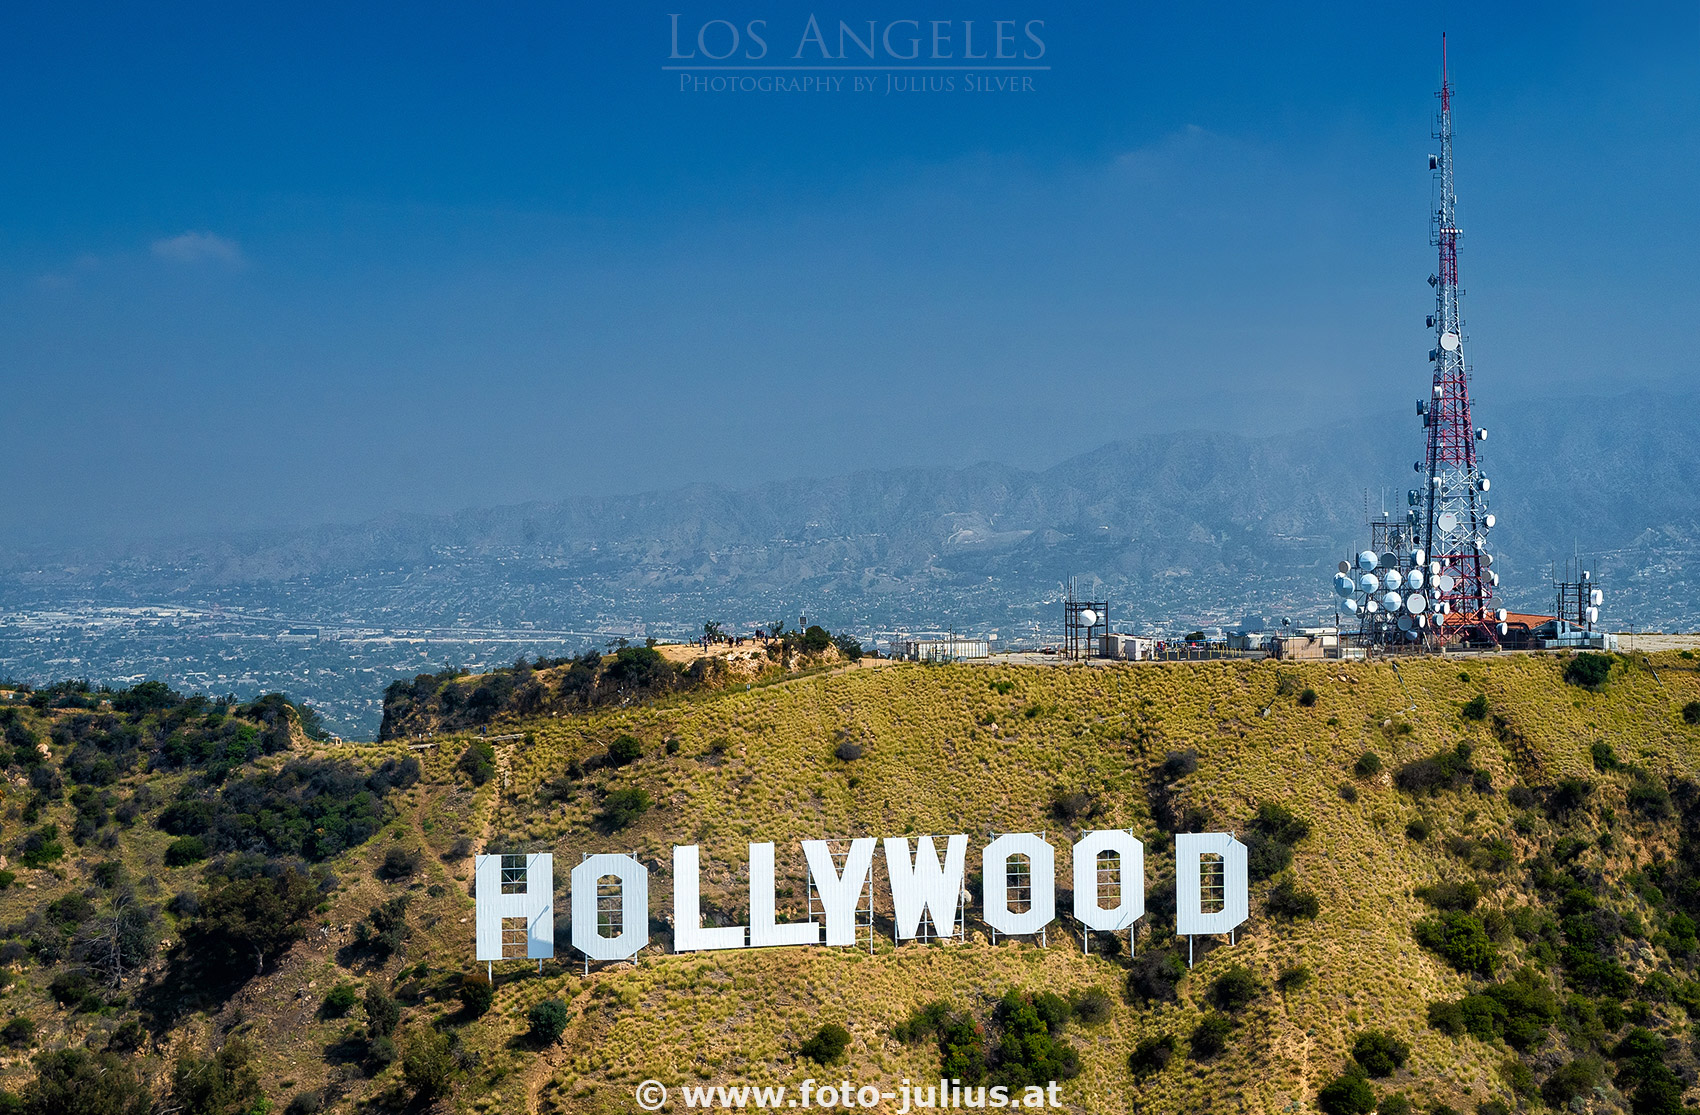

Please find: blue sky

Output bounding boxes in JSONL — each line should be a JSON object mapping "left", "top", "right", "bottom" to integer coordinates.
{"left": 1, "top": 2, "right": 1695, "bottom": 545}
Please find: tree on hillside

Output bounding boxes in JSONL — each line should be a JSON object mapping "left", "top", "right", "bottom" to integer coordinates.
{"left": 193, "top": 864, "right": 318, "bottom": 975}
{"left": 20, "top": 1049, "right": 151, "bottom": 1115}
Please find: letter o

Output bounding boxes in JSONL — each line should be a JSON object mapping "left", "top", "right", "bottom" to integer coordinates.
{"left": 982, "top": 833, "right": 1055, "bottom": 936}
{"left": 571, "top": 853, "right": 649, "bottom": 961}
{"left": 1071, "top": 831, "right": 1144, "bottom": 931}
{"left": 697, "top": 19, "right": 739, "bottom": 60}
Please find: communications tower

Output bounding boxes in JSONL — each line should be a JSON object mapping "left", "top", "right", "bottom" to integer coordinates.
{"left": 1415, "top": 35, "right": 1500, "bottom": 644}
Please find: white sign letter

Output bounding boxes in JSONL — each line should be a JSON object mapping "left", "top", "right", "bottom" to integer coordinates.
{"left": 749, "top": 842, "right": 819, "bottom": 948}
{"left": 571, "top": 853, "right": 649, "bottom": 961}
{"left": 474, "top": 853, "right": 554, "bottom": 961}
{"left": 1174, "top": 833, "right": 1249, "bottom": 936}
{"left": 802, "top": 838, "right": 876, "bottom": 946}
{"left": 1072, "top": 831, "right": 1144, "bottom": 931}
{"left": 883, "top": 835, "right": 967, "bottom": 940}
{"left": 982, "top": 833, "right": 1055, "bottom": 936}
{"left": 673, "top": 845, "right": 747, "bottom": 951}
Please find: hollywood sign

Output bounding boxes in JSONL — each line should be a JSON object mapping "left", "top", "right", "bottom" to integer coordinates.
{"left": 475, "top": 831, "right": 1249, "bottom": 964}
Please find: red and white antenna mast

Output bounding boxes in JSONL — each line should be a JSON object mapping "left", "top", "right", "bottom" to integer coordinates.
{"left": 1417, "top": 34, "right": 1501, "bottom": 644}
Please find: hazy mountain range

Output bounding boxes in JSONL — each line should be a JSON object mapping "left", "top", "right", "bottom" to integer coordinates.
{"left": 1, "top": 390, "right": 1693, "bottom": 734}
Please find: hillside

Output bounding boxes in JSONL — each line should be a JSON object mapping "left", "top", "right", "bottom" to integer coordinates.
{"left": 2, "top": 652, "right": 1700, "bottom": 1115}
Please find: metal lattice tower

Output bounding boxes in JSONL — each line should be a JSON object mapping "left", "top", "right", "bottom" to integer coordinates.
{"left": 1416, "top": 36, "right": 1498, "bottom": 644}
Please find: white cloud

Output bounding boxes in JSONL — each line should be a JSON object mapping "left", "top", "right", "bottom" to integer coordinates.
{"left": 151, "top": 231, "right": 245, "bottom": 267}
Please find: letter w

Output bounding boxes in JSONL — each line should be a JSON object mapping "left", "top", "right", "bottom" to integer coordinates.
{"left": 883, "top": 835, "right": 967, "bottom": 940}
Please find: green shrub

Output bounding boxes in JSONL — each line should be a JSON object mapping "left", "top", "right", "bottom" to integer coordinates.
{"left": 1298, "top": 688, "right": 1318, "bottom": 707}
{"left": 401, "top": 1026, "right": 457, "bottom": 1099}
{"left": 1338, "top": 782, "right": 1358, "bottom": 802}
{"left": 1354, "top": 752, "right": 1382, "bottom": 779}
{"left": 1267, "top": 877, "right": 1320, "bottom": 920}
{"left": 1210, "top": 965, "right": 1262, "bottom": 1011}
{"left": 1276, "top": 966, "right": 1312, "bottom": 993}
{"left": 1378, "top": 1093, "right": 1412, "bottom": 1115}
{"left": 1683, "top": 700, "right": 1700, "bottom": 726}
{"left": 458, "top": 971, "right": 495, "bottom": 1017}
{"left": 1405, "top": 817, "right": 1431, "bottom": 841}
{"left": 164, "top": 836, "right": 209, "bottom": 867}
{"left": 1461, "top": 694, "right": 1489, "bottom": 720}
{"left": 380, "top": 845, "right": 421, "bottom": 879}
{"left": 365, "top": 983, "right": 401, "bottom": 1039}
{"left": 320, "top": 982, "right": 358, "bottom": 1017}
{"left": 1128, "top": 1034, "right": 1175, "bottom": 1076}
{"left": 1315, "top": 1068, "right": 1375, "bottom": 1115}
{"left": 20, "top": 1049, "right": 151, "bottom": 1115}
{"left": 1189, "top": 1014, "right": 1231, "bottom": 1059}
{"left": 1590, "top": 741, "right": 1620, "bottom": 771}
{"left": 597, "top": 788, "right": 652, "bottom": 831}
{"left": 1413, "top": 911, "right": 1497, "bottom": 975}
{"left": 799, "top": 1022, "right": 851, "bottom": 1065}
{"left": 528, "top": 998, "right": 571, "bottom": 1045}
{"left": 457, "top": 741, "right": 496, "bottom": 785}
{"left": 1563, "top": 652, "right": 1613, "bottom": 689}
{"left": 1350, "top": 1030, "right": 1410, "bottom": 1077}
{"left": 169, "top": 1034, "right": 265, "bottom": 1115}
{"left": 1, "top": 1017, "right": 34, "bottom": 1048}
{"left": 607, "top": 735, "right": 643, "bottom": 766}
{"left": 1070, "top": 988, "right": 1112, "bottom": 1026}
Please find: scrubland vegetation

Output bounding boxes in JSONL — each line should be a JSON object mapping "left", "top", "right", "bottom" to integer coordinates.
{"left": 0, "top": 647, "right": 1698, "bottom": 1115}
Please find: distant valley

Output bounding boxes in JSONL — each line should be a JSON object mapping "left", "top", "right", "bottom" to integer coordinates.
{"left": 1, "top": 390, "right": 1694, "bottom": 736}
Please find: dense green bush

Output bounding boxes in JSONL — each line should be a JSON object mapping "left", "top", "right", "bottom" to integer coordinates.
{"left": 799, "top": 1022, "right": 851, "bottom": 1065}
{"left": 1562, "top": 653, "right": 1613, "bottom": 690}
{"left": 1683, "top": 701, "right": 1700, "bottom": 726}
{"left": 1189, "top": 1014, "right": 1232, "bottom": 1059}
{"left": 164, "top": 836, "right": 208, "bottom": 867}
{"left": 1461, "top": 694, "right": 1489, "bottom": 720}
{"left": 320, "top": 983, "right": 358, "bottom": 1018}
{"left": 1350, "top": 1030, "right": 1409, "bottom": 1077}
{"left": 990, "top": 991, "right": 1079, "bottom": 1086}
{"left": 1267, "top": 877, "right": 1320, "bottom": 920}
{"left": 1315, "top": 1068, "right": 1374, "bottom": 1115}
{"left": 19, "top": 1049, "right": 151, "bottom": 1115}
{"left": 401, "top": 1027, "right": 457, "bottom": 1099}
{"left": 1354, "top": 752, "right": 1383, "bottom": 779}
{"left": 1209, "top": 966, "right": 1263, "bottom": 1012}
{"left": 168, "top": 1035, "right": 265, "bottom": 1115}
{"left": 1128, "top": 1034, "right": 1175, "bottom": 1076}
{"left": 607, "top": 735, "right": 643, "bottom": 766}
{"left": 1413, "top": 911, "right": 1497, "bottom": 975}
{"left": 597, "top": 788, "right": 652, "bottom": 831}
{"left": 458, "top": 971, "right": 495, "bottom": 1017}
{"left": 529, "top": 998, "right": 571, "bottom": 1045}
{"left": 457, "top": 741, "right": 496, "bottom": 785}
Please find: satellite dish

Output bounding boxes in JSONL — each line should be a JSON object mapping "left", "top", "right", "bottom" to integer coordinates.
{"left": 1497, "top": 622, "right": 1509, "bottom": 636}
{"left": 1412, "top": 548, "right": 1426, "bottom": 566}
{"left": 1338, "top": 560, "right": 1351, "bottom": 575}
{"left": 1409, "top": 595, "right": 1428, "bottom": 614}
{"left": 1477, "top": 427, "right": 1488, "bottom": 440}
{"left": 1429, "top": 561, "right": 1441, "bottom": 575}
{"left": 1586, "top": 606, "right": 1599, "bottom": 623}
{"left": 1365, "top": 599, "right": 1379, "bottom": 614}
{"left": 1342, "top": 597, "right": 1359, "bottom": 615}
{"left": 1440, "top": 331, "right": 1461, "bottom": 351}
{"left": 1415, "top": 614, "right": 1428, "bottom": 628}
{"left": 1484, "top": 514, "right": 1496, "bottom": 529}
{"left": 1495, "top": 608, "right": 1508, "bottom": 622}
{"left": 1079, "top": 609, "right": 1098, "bottom": 627}
{"left": 1590, "top": 589, "right": 1603, "bottom": 606}
{"left": 1438, "top": 574, "right": 1456, "bottom": 592}
{"left": 1335, "top": 576, "right": 1355, "bottom": 599}
{"left": 1382, "top": 571, "right": 1402, "bottom": 591}
{"left": 1477, "top": 477, "right": 1491, "bottom": 492}
{"left": 1484, "top": 553, "right": 1494, "bottom": 566}
{"left": 1433, "top": 384, "right": 1444, "bottom": 397}
{"left": 1406, "top": 629, "right": 1421, "bottom": 641}
{"left": 1358, "top": 551, "right": 1378, "bottom": 571}
{"left": 1379, "top": 551, "right": 1397, "bottom": 569}
{"left": 1438, "top": 511, "right": 1459, "bottom": 533}
{"left": 1406, "top": 570, "right": 1424, "bottom": 590}
{"left": 1383, "top": 592, "right": 1404, "bottom": 612}
{"left": 1489, "top": 571, "right": 1500, "bottom": 587}
{"left": 1397, "top": 615, "right": 1413, "bottom": 632}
